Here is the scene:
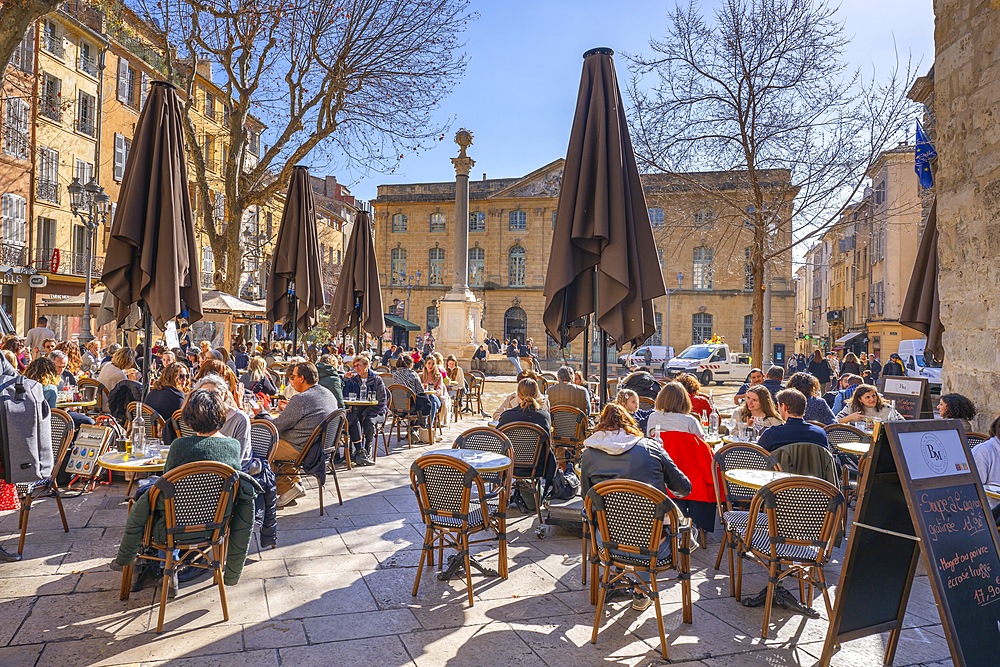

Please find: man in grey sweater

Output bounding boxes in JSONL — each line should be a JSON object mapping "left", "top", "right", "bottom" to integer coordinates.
{"left": 258, "top": 361, "right": 338, "bottom": 506}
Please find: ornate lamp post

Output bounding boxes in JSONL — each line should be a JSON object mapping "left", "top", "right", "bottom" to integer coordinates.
{"left": 665, "top": 271, "right": 684, "bottom": 356}
{"left": 67, "top": 177, "right": 109, "bottom": 344}
{"left": 398, "top": 269, "right": 422, "bottom": 321}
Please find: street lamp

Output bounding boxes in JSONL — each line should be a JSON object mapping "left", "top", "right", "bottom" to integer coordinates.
{"left": 665, "top": 271, "right": 684, "bottom": 357}
{"left": 398, "top": 269, "right": 422, "bottom": 321}
{"left": 67, "top": 177, "right": 109, "bottom": 344}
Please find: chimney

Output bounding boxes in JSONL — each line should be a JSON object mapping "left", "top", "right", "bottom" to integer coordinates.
{"left": 482, "top": 173, "right": 486, "bottom": 181}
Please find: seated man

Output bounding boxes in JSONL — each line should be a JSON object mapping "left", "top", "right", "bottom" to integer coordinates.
{"left": 831, "top": 374, "right": 864, "bottom": 415}
{"left": 734, "top": 368, "right": 764, "bottom": 404}
{"left": 757, "top": 388, "right": 830, "bottom": 452}
{"left": 547, "top": 365, "right": 590, "bottom": 413}
{"left": 343, "top": 354, "right": 387, "bottom": 466}
{"left": 263, "top": 362, "right": 338, "bottom": 506}
{"left": 762, "top": 366, "right": 784, "bottom": 401}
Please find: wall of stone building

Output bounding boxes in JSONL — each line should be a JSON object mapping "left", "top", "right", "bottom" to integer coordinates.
{"left": 931, "top": 0, "right": 1000, "bottom": 429}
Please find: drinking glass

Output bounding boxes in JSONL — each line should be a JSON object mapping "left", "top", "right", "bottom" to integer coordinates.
{"left": 753, "top": 416, "right": 765, "bottom": 441}
{"left": 348, "top": 392, "right": 357, "bottom": 402}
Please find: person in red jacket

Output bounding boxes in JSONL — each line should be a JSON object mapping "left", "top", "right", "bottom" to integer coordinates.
{"left": 674, "top": 373, "right": 714, "bottom": 419}
{"left": 657, "top": 430, "right": 718, "bottom": 541}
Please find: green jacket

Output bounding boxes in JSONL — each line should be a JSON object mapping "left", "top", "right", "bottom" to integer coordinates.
{"left": 115, "top": 471, "right": 260, "bottom": 586}
{"left": 316, "top": 363, "right": 345, "bottom": 408}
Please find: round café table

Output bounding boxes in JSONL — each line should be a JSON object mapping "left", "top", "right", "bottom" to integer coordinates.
{"left": 984, "top": 485, "right": 1000, "bottom": 502}
{"left": 422, "top": 448, "right": 512, "bottom": 473}
{"left": 836, "top": 441, "right": 871, "bottom": 457}
{"left": 98, "top": 451, "right": 166, "bottom": 497}
{"left": 344, "top": 400, "right": 379, "bottom": 408}
{"left": 57, "top": 399, "right": 98, "bottom": 410}
{"left": 723, "top": 468, "right": 800, "bottom": 491}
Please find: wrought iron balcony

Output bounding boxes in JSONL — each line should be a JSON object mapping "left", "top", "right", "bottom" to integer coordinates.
{"left": 43, "top": 33, "right": 64, "bottom": 57}
{"left": 34, "top": 248, "right": 103, "bottom": 275}
{"left": 36, "top": 180, "right": 60, "bottom": 204}
{"left": 0, "top": 243, "right": 28, "bottom": 267}
{"left": 77, "top": 117, "right": 96, "bottom": 137}
{"left": 40, "top": 100, "right": 61, "bottom": 122}
{"left": 79, "top": 54, "right": 98, "bottom": 77}
{"left": 201, "top": 272, "right": 215, "bottom": 289}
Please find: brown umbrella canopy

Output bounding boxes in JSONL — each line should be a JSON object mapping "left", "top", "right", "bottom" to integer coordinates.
{"left": 328, "top": 209, "right": 386, "bottom": 337}
{"left": 266, "top": 166, "right": 325, "bottom": 333}
{"left": 543, "top": 48, "right": 666, "bottom": 349}
{"left": 900, "top": 199, "right": 944, "bottom": 362}
{"left": 101, "top": 81, "right": 203, "bottom": 329}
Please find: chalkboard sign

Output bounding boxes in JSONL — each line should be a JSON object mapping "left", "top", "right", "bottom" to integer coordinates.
{"left": 821, "top": 420, "right": 1000, "bottom": 667}
{"left": 878, "top": 376, "right": 932, "bottom": 420}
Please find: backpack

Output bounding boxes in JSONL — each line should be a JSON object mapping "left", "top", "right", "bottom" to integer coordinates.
{"left": 108, "top": 380, "right": 143, "bottom": 424}
{"left": 0, "top": 375, "right": 53, "bottom": 484}
{"left": 550, "top": 468, "right": 581, "bottom": 501}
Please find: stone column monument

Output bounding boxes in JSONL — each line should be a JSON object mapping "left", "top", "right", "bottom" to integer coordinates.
{"left": 434, "top": 129, "right": 484, "bottom": 361}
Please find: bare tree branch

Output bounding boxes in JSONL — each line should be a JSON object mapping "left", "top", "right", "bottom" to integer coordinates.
{"left": 627, "top": 0, "right": 917, "bottom": 364}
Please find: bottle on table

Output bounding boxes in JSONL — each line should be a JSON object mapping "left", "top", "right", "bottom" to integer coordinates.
{"left": 131, "top": 403, "right": 147, "bottom": 458}
{"left": 709, "top": 411, "right": 719, "bottom": 437}
{"left": 700, "top": 409, "right": 709, "bottom": 434}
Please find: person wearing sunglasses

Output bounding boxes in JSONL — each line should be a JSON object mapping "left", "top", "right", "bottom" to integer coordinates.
{"left": 145, "top": 363, "right": 190, "bottom": 424}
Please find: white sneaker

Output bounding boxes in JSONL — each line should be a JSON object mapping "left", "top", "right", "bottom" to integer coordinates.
{"left": 278, "top": 484, "right": 306, "bottom": 507}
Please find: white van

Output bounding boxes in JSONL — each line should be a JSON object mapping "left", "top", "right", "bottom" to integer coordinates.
{"left": 617, "top": 345, "right": 670, "bottom": 370}
{"left": 897, "top": 339, "right": 942, "bottom": 393}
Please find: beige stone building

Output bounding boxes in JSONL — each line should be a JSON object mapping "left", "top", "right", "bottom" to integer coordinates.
{"left": 373, "top": 160, "right": 796, "bottom": 364}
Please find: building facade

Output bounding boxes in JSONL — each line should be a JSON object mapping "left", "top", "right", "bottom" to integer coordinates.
{"left": 373, "top": 160, "right": 796, "bottom": 362}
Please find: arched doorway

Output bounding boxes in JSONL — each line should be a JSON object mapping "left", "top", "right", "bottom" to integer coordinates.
{"left": 504, "top": 306, "right": 527, "bottom": 343}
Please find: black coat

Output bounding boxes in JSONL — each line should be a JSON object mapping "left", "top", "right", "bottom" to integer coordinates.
{"left": 808, "top": 359, "right": 833, "bottom": 384}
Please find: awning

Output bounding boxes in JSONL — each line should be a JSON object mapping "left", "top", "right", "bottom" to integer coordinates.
{"left": 834, "top": 330, "right": 865, "bottom": 345}
{"left": 384, "top": 313, "right": 420, "bottom": 331}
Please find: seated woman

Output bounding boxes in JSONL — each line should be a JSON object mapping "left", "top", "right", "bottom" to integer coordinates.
{"left": 392, "top": 354, "right": 439, "bottom": 435}
{"left": 836, "top": 384, "right": 903, "bottom": 424}
{"left": 445, "top": 354, "right": 465, "bottom": 399}
{"left": 110, "top": 389, "right": 254, "bottom": 591}
{"left": 972, "top": 415, "right": 1000, "bottom": 510}
{"left": 645, "top": 382, "right": 704, "bottom": 437}
{"left": 240, "top": 356, "right": 278, "bottom": 396}
{"left": 24, "top": 358, "right": 59, "bottom": 408}
{"left": 497, "top": 377, "right": 552, "bottom": 437}
{"left": 786, "top": 372, "right": 836, "bottom": 425}
{"left": 98, "top": 347, "right": 140, "bottom": 391}
{"left": 144, "top": 362, "right": 189, "bottom": 422}
{"left": 491, "top": 370, "right": 550, "bottom": 419}
{"left": 732, "top": 385, "right": 784, "bottom": 431}
{"left": 674, "top": 373, "right": 714, "bottom": 418}
{"left": 937, "top": 393, "right": 977, "bottom": 433}
{"left": 420, "top": 355, "right": 447, "bottom": 436}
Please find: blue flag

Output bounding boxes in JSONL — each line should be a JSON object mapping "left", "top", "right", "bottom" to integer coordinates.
{"left": 915, "top": 121, "right": 936, "bottom": 189}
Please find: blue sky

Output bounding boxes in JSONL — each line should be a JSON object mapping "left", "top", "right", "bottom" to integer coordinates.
{"left": 340, "top": 0, "right": 935, "bottom": 202}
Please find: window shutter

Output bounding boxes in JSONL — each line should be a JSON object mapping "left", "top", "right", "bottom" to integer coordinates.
{"left": 140, "top": 71, "right": 149, "bottom": 108}
{"left": 117, "top": 58, "right": 128, "bottom": 103}
{"left": 114, "top": 133, "right": 124, "bottom": 180}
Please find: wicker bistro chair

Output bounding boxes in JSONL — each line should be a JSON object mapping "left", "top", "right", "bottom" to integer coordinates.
{"left": 735, "top": 476, "right": 845, "bottom": 639}
{"left": 410, "top": 454, "right": 510, "bottom": 606}
{"left": 272, "top": 410, "right": 347, "bottom": 514}
{"left": 967, "top": 431, "right": 990, "bottom": 446}
{"left": 171, "top": 410, "right": 197, "bottom": 439}
{"left": 450, "top": 385, "right": 465, "bottom": 423}
{"left": 585, "top": 479, "right": 694, "bottom": 660}
{"left": 16, "top": 408, "right": 74, "bottom": 556}
{"left": 469, "top": 371, "right": 486, "bottom": 415}
{"left": 453, "top": 427, "right": 515, "bottom": 496}
{"left": 549, "top": 405, "right": 588, "bottom": 469}
{"left": 638, "top": 396, "right": 656, "bottom": 410}
{"left": 824, "top": 424, "right": 871, "bottom": 507}
{"left": 497, "top": 421, "right": 550, "bottom": 525}
{"left": 118, "top": 461, "right": 242, "bottom": 633}
{"left": 78, "top": 378, "right": 109, "bottom": 416}
{"left": 387, "top": 384, "right": 421, "bottom": 446}
{"left": 711, "top": 443, "right": 780, "bottom": 597}
{"left": 127, "top": 402, "right": 165, "bottom": 440}
{"left": 249, "top": 419, "right": 279, "bottom": 464}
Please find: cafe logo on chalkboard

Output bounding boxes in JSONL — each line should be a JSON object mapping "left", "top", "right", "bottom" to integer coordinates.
{"left": 921, "top": 433, "right": 949, "bottom": 475}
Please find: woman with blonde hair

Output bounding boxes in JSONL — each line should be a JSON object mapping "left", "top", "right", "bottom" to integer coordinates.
{"left": 240, "top": 356, "right": 278, "bottom": 396}
{"left": 98, "top": 346, "right": 138, "bottom": 390}
{"left": 24, "top": 357, "right": 60, "bottom": 408}
{"left": 497, "top": 377, "right": 551, "bottom": 438}
{"left": 732, "top": 385, "right": 783, "bottom": 428}
{"left": 646, "top": 382, "right": 703, "bottom": 437}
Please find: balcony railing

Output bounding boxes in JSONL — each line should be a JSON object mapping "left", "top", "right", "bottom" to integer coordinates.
{"left": 40, "top": 100, "right": 61, "bottom": 122}
{"left": 34, "top": 248, "right": 104, "bottom": 276}
{"left": 79, "top": 54, "right": 98, "bottom": 77}
{"left": 43, "top": 33, "right": 64, "bottom": 58}
{"left": 36, "top": 180, "right": 60, "bottom": 204}
{"left": 201, "top": 272, "right": 215, "bottom": 289}
{"left": 0, "top": 243, "right": 28, "bottom": 267}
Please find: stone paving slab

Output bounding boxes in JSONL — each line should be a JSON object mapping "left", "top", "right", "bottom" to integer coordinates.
{"left": 0, "top": 406, "right": 957, "bottom": 666}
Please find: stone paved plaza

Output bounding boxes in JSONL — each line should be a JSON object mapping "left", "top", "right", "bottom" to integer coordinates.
{"left": 0, "top": 385, "right": 957, "bottom": 666}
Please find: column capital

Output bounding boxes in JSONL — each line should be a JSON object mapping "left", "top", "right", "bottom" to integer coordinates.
{"left": 451, "top": 155, "right": 476, "bottom": 177}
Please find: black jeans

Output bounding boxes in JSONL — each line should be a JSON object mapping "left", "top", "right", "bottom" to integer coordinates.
{"left": 348, "top": 406, "right": 381, "bottom": 459}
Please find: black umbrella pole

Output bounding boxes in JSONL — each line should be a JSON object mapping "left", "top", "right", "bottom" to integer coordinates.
{"left": 600, "top": 330, "right": 608, "bottom": 406}
{"left": 141, "top": 302, "right": 153, "bottom": 399}
{"left": 583, "top": 319, "right": 590, "bottom": 381}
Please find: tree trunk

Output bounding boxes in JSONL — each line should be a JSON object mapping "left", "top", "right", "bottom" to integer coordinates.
{"left": 215, "top": 205, "right": 244, "bottom": 295}
{"left": 0, "top": 0, "right": 60, "bottom": 83}
{"left": 751, "top": 236, "right": 766, "bottom": 367}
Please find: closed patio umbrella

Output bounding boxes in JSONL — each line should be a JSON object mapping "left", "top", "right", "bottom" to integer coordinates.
{"left": 900, "top": 199, "right": 943, "bottom": 363}
{"left": 543, "top": 47, "right": 666, "bottom": 401}
{"left": 101, "top": 81, "right": 203, "bottom": 395}
{"left": 266, "top": 166, "right": 325, "bottom": 354}
{"left": 328, "top": 208, "right": 385, "bottom": 349}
